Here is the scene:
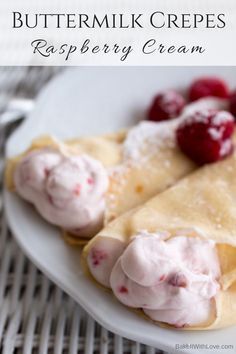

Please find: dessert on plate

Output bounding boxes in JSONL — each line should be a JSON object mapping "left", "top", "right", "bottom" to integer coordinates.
{"left": 5, "top": 76, "right": 233, "bottom": 247}
{"left": 5, "top": 95, "right": 227, "bottom": 244}
{"left": 83, "top": 107, "right": 236, "bottom": 330}
{"left": 6, "top": 75, "right": 236, "bottom": 330}
{"left": 5, "top": 132, "right": 123, "bottom": 243}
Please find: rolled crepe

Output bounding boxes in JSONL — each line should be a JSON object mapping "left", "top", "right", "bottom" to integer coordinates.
{"left": 83, "top": 153, "right": 236, "bottom": 329}
{"left": 5, "top": 97, "right": 228, "bottom": 244}
{"left": 105, "top": 97, "right": 228, "bottom": 223}
{"left": 5, "top": 133, "right": 124, "bottom": 245}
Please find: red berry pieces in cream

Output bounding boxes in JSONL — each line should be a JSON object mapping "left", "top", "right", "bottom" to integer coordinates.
{"left": 119, "top": 286, "right": 129, "bottom": 294}
{"left": 168, "top": 272, "right": 188, "bottom": 288}
{"left": 147, "top": 90, "right": 186, "bottom": 122}
{"left": 176, "top": 110, "right": 235, "bottom": 165}
{"left": 91, "top": 249, "right": 107, "bottom": 266}
{"left": 229, "top": 90, "right": 236, "bottom": 118}
{"left": 14, "top": 148, "right": 109, "bottom": 237}
{"left": 87, "top": 237, "right": 125, "bottom": 287}
{"left": 108, "top": 232, "right": 220, "bottom": 327}
{"left": 189, "top": 77, "right": 229, "bottom": 102}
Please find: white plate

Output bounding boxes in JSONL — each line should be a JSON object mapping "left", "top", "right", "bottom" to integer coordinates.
{"left": 4, "top": 67, "right": 236, "bottom": 354}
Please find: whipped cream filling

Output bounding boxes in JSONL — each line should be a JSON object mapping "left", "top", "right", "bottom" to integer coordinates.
{"left": 14, "top": 148, "right": 109, "bottom": 236}
{"left": 87, "top": 237, "right": 125, "bottom": 287}
{"left": 88, "top": 231, "right": 220, "bottom": 327}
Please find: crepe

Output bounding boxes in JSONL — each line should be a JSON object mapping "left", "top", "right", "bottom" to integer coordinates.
{"left": 5, "top": 132, "right": 125, "bottom": 191}
{"left": 5, "top": 97, "right": 228, "bottom": 245}
{"left": 83, "top": 151, "right": 236, "bottom": 329}
{"left": 5, "top": 133, "right": 124, "bottom": 245}
{"left": 104, "top": 97, "right": 227, "bottom": 223}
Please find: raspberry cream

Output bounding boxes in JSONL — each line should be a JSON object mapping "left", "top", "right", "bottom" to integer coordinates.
{"left": 14, "top": 148, "right": 109, "bottom": 237}
{"left": 88, "top": 231, "right": 220, "bottom": 327}
{"left": 87, "top": 236, "right": 125, "bottom": 287}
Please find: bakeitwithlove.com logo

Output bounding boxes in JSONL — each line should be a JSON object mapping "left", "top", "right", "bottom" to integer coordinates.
{"left": 12, "top": 11, "right": 226, "bottom": 62}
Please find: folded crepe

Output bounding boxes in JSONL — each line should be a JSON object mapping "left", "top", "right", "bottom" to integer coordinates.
{"left": 83, "top": 152, "right": 236, "bottom": 330}
{"left": 5, "top": 98, "right": 227, "bottom": 245}
{"left": 5, "top": 133, "right": 124, "bottom": 245}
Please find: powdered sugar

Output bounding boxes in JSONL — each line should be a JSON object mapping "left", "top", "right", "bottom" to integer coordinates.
{"left": 159, "top": 90, "right": 185, "bottom": 116}
{"left": 106, "top": 163, "right": 129, "bottom": 212}
{"left": 213, "top": 111, "right": 234, "bottom": 125}
{"left": 123, "top": 120, "right": 177, "bottom": 161}
{"left": 184, "top": 110, "right": 210, "bottom": 124}
{"left": 183, "top": 97, "right": 229, "bottom": 117}
{"left": 181, "top": 98, "right": 229, "bottom": 129}
{"left": 220, "top": 138, "right": 232, "bottom": 157}
{"left": 183, "top": 109, "right": 231, "bottom": 128}
{"left": 208, "top": 127, "right": 224, "bottom": 141}
{"left": 106, "top": 97, "right": 229, "bottom": 215}
{"left": 123, "top": 97, "right": 229, "bottom": 163}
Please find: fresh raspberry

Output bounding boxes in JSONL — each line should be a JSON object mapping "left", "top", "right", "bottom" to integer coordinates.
{"left": 147, "top": 90, "right": 186, "bottom": 122}
{"left": 229, "top": 90, "right": 236, "bottom": 118}
{"left": 176, "top": 110, "right": 234, "bottom": 165}
{"left": 189, "top": 77, "right": 229, "bottom": 101}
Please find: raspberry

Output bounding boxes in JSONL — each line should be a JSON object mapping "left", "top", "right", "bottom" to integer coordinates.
{"left": 229, "top": 90, "right": 236, "bottom": 118}
{"left": 176, "top": 110, "right": 234, "bottom": 165}
{"left": 147, "top": 90, "right": 186, "bottom": 122}
{"left": 189, "top": 77, "right": 229, "bottom": 102}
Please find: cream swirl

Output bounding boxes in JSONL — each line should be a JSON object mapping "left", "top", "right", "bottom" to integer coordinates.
{"left": 110, "top": 232, "right": 220, "bottom": 327}
{"left": 14, "top": 148, "right": 109, "bottom": 237}
{"left": 88, "top": 231, "right": 221, "bottom": 327}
